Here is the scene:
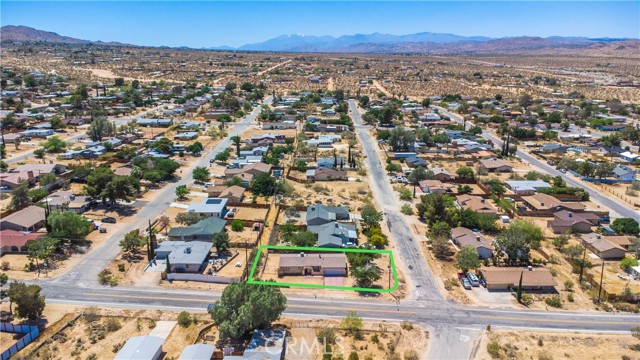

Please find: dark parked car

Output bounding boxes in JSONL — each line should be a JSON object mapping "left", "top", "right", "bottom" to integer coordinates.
{"left": 101, "top": 217, "right": 117, "bottom": 224}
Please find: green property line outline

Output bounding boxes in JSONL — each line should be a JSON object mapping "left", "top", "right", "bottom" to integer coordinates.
{"left": 247, "top": 245, "right": 399, "bottom": 293}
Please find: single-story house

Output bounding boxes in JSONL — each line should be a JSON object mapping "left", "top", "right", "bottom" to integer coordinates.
{"left": 306, "top": 204, "right": 350, "bottom": 226}
{"left": 240, "top": 146, "right": 269, "bottom": 157}
{"left": 13, "top": 163, "right": 66, "bottom": 176}
{"left": 187, "top": 198, "right": 229, "bottom": 218}
{"left": 580, "top": 234, "right": 627, "bottom": 260}
{"left": 2, "top": 133, "right": 23, "bottom": 144}
{"left": 114, "top": 335, "right": 164, "bottom": 360}
{"left": 479, "top": 158, "right": 512, "bottom": 173}
{"left": 620, "top": 151, "right": 640, "bottom": 163}
{"left": 505, "top": 180, "right": 551, "bottom": 195}
{"left": 581, "top": 233, "right": 633, "bottom": 251}
{"left": 136, "top": 118, "right": 173, "bottom": 127}
{"left": 0, "top": 230, "right": 45, "bottom": 254}
{"left": 45, "top": 191, "right": 92, "bottom": 214}
{"left": 225, "top": 330, "right": 286, "bottom": 360}
{"left": 20, "top": 129, "right": 54, "bottom": 138}
{"left": 430, "top": 167, "right": 452, "bottom": 181}
{"left": 419, "top": 180, "right": 451, "bottom": 194}
{"left": 451, "top": 227, "right": 494, "bottom": 259}
{"left": 0, "top": 205, "right": 46, "bottom": 232}
{"left": 405, "top": 156, "right": 427, "bottom": 168}
{"left": 278, "top": 253, "right": 348, "bottom": 277}
{"left": 456, "top": 195, "right": 498, "bottom": 216}
{"left": 478, "top": 267, "right": 557, "bottom": 291}
{"left": 155, "top": 241, "right": 212, "bottom": 273}
{"left": 179, "top": 344, "right": 216, "bottom": 360}
{"left": 539, "top": 143, "right": 568, "bottom": 154}
{"left": 548, "top": 210, "right": 600, "bottom": 234}
{"left": 0, "top": 171, "right": 34, "bottom": 189}
{"left": 167, "top": 217, "right": 227, "bottom": 242}
{"left": 306, "top": 167, "right": 347, "bottom": 182}
{"left": 219, "top": 185, "right": 246, "bottom": 205}
{"left": 261, "top": 121, "right": 297, "bottom": 130}
{"left": 173, "top": 132, "right": 199, "bottom": 141}
{"left": 317, "top": 157, "right": 345, "bottom": 169}
{"left": 612, "top": 165, "right": 636, "bottom": 182}
{"left": 521, "top": 193, "right": 586, "bottom": 214}
{"left": 308, "top": 222, "right": 357, "bottom": 248}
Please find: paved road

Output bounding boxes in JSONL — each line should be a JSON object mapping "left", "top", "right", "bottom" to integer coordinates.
{"left": 435, "top": 106, "right": 640, "bottom": 220}
{"left": 52, "top": 97, "right": 272, "bottom": 287}
{"left": 349, "top": 100, "right": 442, "bottom": 302}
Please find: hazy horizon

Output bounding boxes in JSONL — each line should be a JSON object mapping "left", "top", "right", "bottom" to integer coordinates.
{"left": 1, "top": 1, "right": 639, "bottom": 48}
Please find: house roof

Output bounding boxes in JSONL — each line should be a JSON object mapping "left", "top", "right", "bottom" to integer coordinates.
{"left": 553, "top": 210, "right": 600, "bottom": 223}
{"left": 45, "top": 191, "right": 90, "bottom": 208}
{"left": 505, "top": 180, "right": 551, "bottom": 192}
{"left": 582, "top": 236, "right": 625, "bottom": 253}
{"left": 430, "top": 167, "right": 451, "bottom": 176}
{"left": 0, "top": 229, "right": 45, "bottom": 247}
{"left": 451, "top": 227, "right": 494, "bottom": 251}
{"left": 114, "top": 335, "right": 164, "bottom": 360}
{"left": 179, "top": 344, "right": 216, "bottom": 360}
{"left": 479, "top": 267, "right": 557, "bottom": 287}
{"left": 456, "top": 195, "right": 497, "bottom": 214}
{"left": 156, "top": 241, "right": 212, "bottom": 265}
{"left": 581, "top": 233, "right": 633, "bottom": 248}
{"left": 167, "top": 217, "right": 226, "bottom": 238}
{"left": 479, "top": 158, "right": 512, "bottom": 169}
{"left": 187, "top": 198, "right": 229, "bottom": 214}
{"left": 0, "top": 206, "right": 46, "bottom": 229}
{"left": 522, "top": 193, "right": 585, "bottom": 211}
{"left": 13, "top": 163, "right": 64, "bottom": 174}
{"left": 220, "top": 185, "right": 245, "bottom": 200}
{"left": 279, "top": 253, "right": 347, "bottom": 269}
{"left": 306, "top": 204, "right": 350, "bottom": 223}
{"left": 308, "top": 222, "right": 357, "bottom": 247}
{"left": 419, "top": 180, "right": 450, "bottom": 192}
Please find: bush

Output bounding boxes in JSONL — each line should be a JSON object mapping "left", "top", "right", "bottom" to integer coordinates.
{"left": 317, "top": 327, "right": 336, "bottom": 344}
{"left": 117, "top": 263, "right": 125, "bottom": 272}
{"left": 97, "top": 269, "right": 118, "bottom": 287}
{"left": 83, "top": 307, "right": 100, "bottom": 323}
{"left": 564, "top": 280, "right": 574, "bottom": 291}
{"left": 567, "top": 293, "right": 574, "bottom": 302}
{"left": 230, "top": 220, "right": 245, "bottom": 232}
{"left": 545, "top": 295, "right": 562, "bottom": 308}
{"left": 631, "top": 326, "right": 640, "bottom": 339}
{"left": 104, "top": 318, "right": 122, "bottom": 332}
{"left": 404, "top": 350, "right": 419, "bottom": 360}
{"left": 629, "top": 344, "right": 640, "bottom": 352}
{"left": 177, "top": 311, "right": 192, "bottom": 328}
{"left": 487, "top": 341, "right": 501, "bottom": 359}
{"left": 400, "top": 321, "right": 414, "bottom": 331}
{"left": 86, "top": 354, "right": 97, "bottom": 360}
{"left": 400, "top": 204, "right": 414, "bottom": 215}
{"left": 520, "top": 293, "right": 534, "bottom": 306}
{"left": 444, "top": 278, "right": 459, "bottom": 291}
{"left": 348, "top": 352, "right": 359, "bottom": 360}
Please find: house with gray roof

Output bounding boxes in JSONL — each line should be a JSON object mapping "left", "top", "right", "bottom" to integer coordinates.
{"left": 168, "top": 217, "right": 226, "bottom": 241}
{"left": 505, "top": 180, "right": 551, "bottom": 195}
{"left": 612, "top": 165, "right": 636, "bottom": 182}
{"left": 187, "top": 198, "right": 228, "bottom": 218}
{"left": 114, "top": 335, "right": 164, "bottom": 360}
{"left": 306, "top": 204, "right": 350, "bottom": 226}
{"left": 179, "top": 344, "right": 216, "bottom": 360}
{"left": 308, "top": 222, "right": 357, "bottom": 248}
{"left": 155, "top": 241, "right": 211, "bottom": 273}
{"left": 225, "top": 329, "right": 287, "bottom": 360}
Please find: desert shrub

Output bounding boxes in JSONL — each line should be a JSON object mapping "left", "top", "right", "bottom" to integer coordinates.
{"left": 104, "top": 318, "right": 122, "bottom": 332}
{"left": 444, "top": 278, "right": 459, "bottom": 291}
{"left": 564, "top": 280, "right": 574, "bottom": 291}
{"left": 348, "top": 352, "right": 359, "bottom": 360}
{"left": 177, "top": 311, "right": 192, "bottom": 327}
{"left": 538, "top": 351, "right": 553, "bottom": 360}
{"left": 629, "top": 344, "right": 640, "bottom": 351}
{"left": 147, "top": 318, "right": 157, "bottom": 329}
{"left": 400, "top": 204, "right": 414, "bottom": 215}
{"left": 118, "top": 263, "right": 125, "bottom": 272}
{"left": 400, "top": 321, "right": 414, "bottom": 331}
{"left": 317, "top": 327, "right": 336, "bottom": 344}
{"left": 86, "top": 353, "right": 97, "bottom": 360}
{"left": 112, "top": 341, "right": 124, "bottom": 353}
{"left": 487, "top": 341, "right": 501, "bottom": 358}
{"left": 567, "top": 293, "right": 574, "bottom": 302}
{"left": 545, "top": 295, "right": 562, "bottom": 308}
{"left": 632, "top": 326, "right": 640, "bottom": 339}
{"left": 83, "top": 307, "right": 100, "bottom": 323}
{"left": 230, "top": 220, "right": 245, "bottom": 232}
{"left": 404, "top": 350, "right": 419, "bottom": 360}
{"left": 520, "top": 293, "right": 534, "bottom": 306}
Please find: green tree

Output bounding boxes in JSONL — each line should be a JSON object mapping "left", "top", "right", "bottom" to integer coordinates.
{"left": 212, "top": 232, "right": 230, "bottom": 254}
{"left": 495, "top": 226, "right": 531, "bottom": 264}
{"left": 101, "top": 175, "right": 139, "bottom": 204}
{"left": 215, "top": 149, "right": 230, "bottom": 163}
{"left": 175, "top": 212, "right": 205, "bottom": 225}
{"left": 192, "top": 166, "right": 210, "bottom": 183}
{"left": 251, "top": 173, "right": 276, "bottom": 196}
{"left": 431, "top": 236, "right": 452, "bottom": 260}
{"left": 386, "top": 162, "right": 402, "bottom": 173}
{"left": 230, "top": 220, "right": 245, "bottom": 232}
{"left": 175, "top": 185, "right": 189, "bottom": 200}
{"left": 211, "top": 282, "right": 286, "bottom": 340}
{"left": 360, "top": 203, "right": 383, "bottom": 230}
{"left": 351, "top": 265, "right": 381, "bottom": 288}
{"left": 26, "top": 236, "right": 59, "bottom": 274}
{"left": 119, "top": 229, "right": 146, "bottom": 254}
{"left": 416, "top": 193, "right": 453, "bottom": 225}
{"left": 456, "top": 166, "right": 475, "bottom": 180}
{"left": 620, "top": 257, "right": 639, "bottom": 272}
{"left": 150, "top": 138, "right": 174, "bottom": 154}
{"left": 611, "top": 218, "right": 640, "bottom": 235}
{"left": 38, "top": 173, "right": 57, "bottom": 187}
{"left": 87, "top": 117, "right": 116, "bottom": 142}
{"left": 340, "top": 311, "right": 363, "bottom": 335}
{"left": 428, "top": 221, "right": 451, "bottom": 240}
{"left": 49, "top": 116, "right": 66, "bottom": 130}
{"left": 48, "top": 210, "right": 91, "bottom": 239}
{"left": 10, "top": 183, "right": 32, "bottom": 210}
{"left": 185, "top": 142, "right": 204, "bottom": 155}
{"left": 230, "top": 136, "right": 241, "bottom": 155}
{"left": 33, "top": 148, "right": 45, "bottom": 159}
{"left": 290, "top": 231, "right": 317, "bottom": 247}
{"left": 456, "top": 246, "right": 480, "bottom": 273}
{"left": 177, "top": 311, "right": 192, "bottom": 328}
{"left": 41, "top": 136, "right": 67, "bottom": 153}
{"left": 7, "top": 282, "right": 45, "bottom": 320}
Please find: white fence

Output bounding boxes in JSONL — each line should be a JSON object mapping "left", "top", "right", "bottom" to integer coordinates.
{"left": 167, "top": 273, "right": 240, "bottom": 284}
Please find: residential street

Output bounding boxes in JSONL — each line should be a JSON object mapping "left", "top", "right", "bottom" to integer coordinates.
{"left": 51, "top": 96, "right": 272, "bottom": 287}
{"left": 435, "top": 106, "right": 640, "bottom": 220}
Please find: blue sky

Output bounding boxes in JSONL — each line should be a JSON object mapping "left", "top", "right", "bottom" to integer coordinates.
{"left": 1, "top": 1, "right": 639, "bottom": 48}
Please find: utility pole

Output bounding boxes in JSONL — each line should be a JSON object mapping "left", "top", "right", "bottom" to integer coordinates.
{"left": 578, "top": 245, "right": 587, "bottom": 283}
{"left": 597, "top": 257, "right": 606, "bottom": 303}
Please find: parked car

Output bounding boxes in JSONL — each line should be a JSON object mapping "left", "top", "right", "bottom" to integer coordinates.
{"left": 461, "top": 277, "right": 472, "bottom": 290}
{"left": 467, "top": 273, "right": 480, "bottom": 287}
{"left": 101, "top": 217, "right": 117, "bottom": 224}
{"left": 99, "top": 227, "right": 107, "bottom": 233}
{"left": 209, "top": 159, "right": 215, "bottom": 163}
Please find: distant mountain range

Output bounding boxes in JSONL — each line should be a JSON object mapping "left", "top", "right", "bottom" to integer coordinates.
{"left": 2, "top": 25, "right": 638, "bottom": 55}
{"left": 0, "top": 25, "right": 129, "bottom": 46}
